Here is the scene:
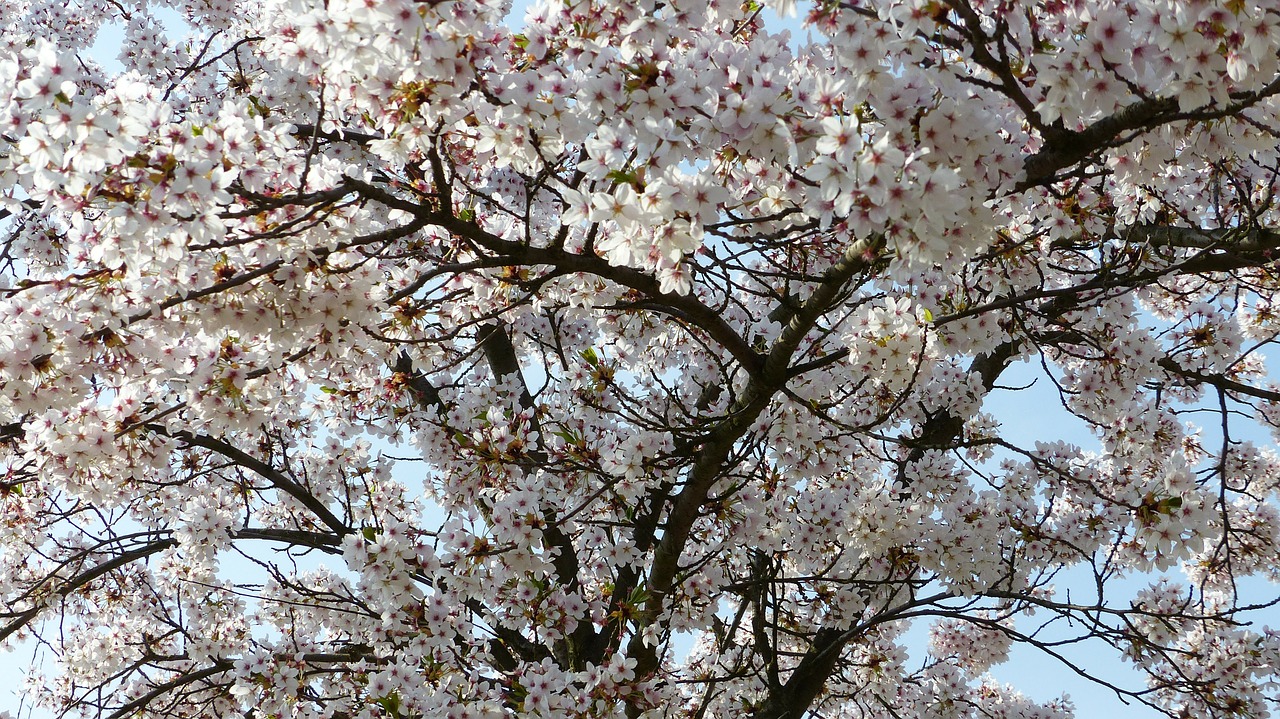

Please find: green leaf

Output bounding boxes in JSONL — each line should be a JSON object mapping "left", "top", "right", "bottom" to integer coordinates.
{"left": 606, "top": 169, "right": 637, "bottom": 186}
{"left": 247, "top": 96, "right": 269, "bottom": 117}
{"left": 580, "top": 347, "right": 599, "bottom": 366}
{"left": 361, "top": 527, "right": 379, "bottom": 542}
{"left": 375, "top": 691, "right": 401, "bottom": 715}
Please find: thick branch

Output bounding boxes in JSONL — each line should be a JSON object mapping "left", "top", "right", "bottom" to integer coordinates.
{"left": 475, "top": 322, "right": 599, "bottom": 669}
{"left": 625, "top": 235, "right": 886, "bottom": 692}
{"left": 1158, "top": 357, "right": 1280, "bottom": 403}
{"left": 754, "top": 337, "right": 1019, "bottom": 718}
{"left": 936, "top": 223, "right": 1280, "bottom": 327}
{"left": 106, "top": 661, "right": 234, "bottom": 719}
{"left": 1, "top": 538, "right": 177, "bottom": 643}
{"left": 336, "top": 178, "right": 765, "bottom": 377}
{"left": 1018, "top": 76, "right": 1280, "bottom": 190}
{"left": 157, "top": 429, "right": 351, "bottom": 536}
{"left": 751, "top": 591, "right": 953, "bottom": 719}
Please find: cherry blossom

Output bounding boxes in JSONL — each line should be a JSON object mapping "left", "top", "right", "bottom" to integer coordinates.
{"left": 3, "top": 1, "right": 1280, "bottom": 718}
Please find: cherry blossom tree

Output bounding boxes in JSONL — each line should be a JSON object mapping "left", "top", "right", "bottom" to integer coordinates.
{"left": 4, "top": 0, "right": 1280, "bottom": 717}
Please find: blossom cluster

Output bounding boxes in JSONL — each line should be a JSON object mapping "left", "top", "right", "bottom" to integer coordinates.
{"left": 3, "top": 0, "right": 1280, "bottom": 718}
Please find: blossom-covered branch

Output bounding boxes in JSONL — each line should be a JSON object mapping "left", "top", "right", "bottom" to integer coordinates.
{"left": 3, "top": 1, "right": 1280, "bottom": 718}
